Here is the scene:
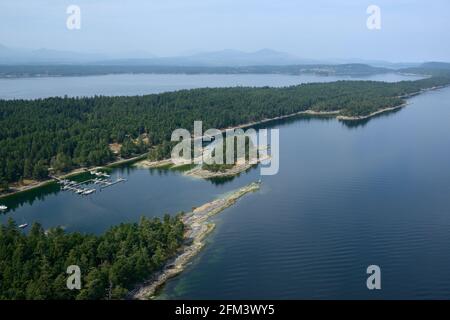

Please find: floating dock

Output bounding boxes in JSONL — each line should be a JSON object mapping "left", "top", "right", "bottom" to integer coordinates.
{"left": 52, "top": 172, "right": 126, "bottom": 197}
{"left": 100, "top": 177, "right": 127, "bottom": 190}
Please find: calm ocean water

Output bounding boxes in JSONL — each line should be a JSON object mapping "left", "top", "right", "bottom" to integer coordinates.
{"left": 0, "top": 73, "right": 421, "bottom": 99}
{"left": 1, "top": 73, "right": 449, "bottom": 299}
{"left": 160, "top": 87, "right": 450, "bottom": 299}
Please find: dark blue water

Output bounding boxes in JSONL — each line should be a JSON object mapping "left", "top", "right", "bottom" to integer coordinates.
{"left": 160, "top": 87, "right": 450, "bottom": 299}
{"left": 0, "top": 167, "right": 257, "bottom": 234}
{"left": 1, "top": 76, "right": 449, "bottom": 299}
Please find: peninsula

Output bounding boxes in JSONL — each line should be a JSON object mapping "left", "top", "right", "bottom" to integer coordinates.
{"left": 131, "top": 181, "right": 261, "bottom": 299}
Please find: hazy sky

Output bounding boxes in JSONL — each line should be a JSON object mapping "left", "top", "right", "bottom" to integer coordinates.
{"left": 1, "top": 0, "right": 449, "bottom": 61}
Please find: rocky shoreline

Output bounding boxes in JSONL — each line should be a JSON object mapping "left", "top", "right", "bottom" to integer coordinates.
{"left": 337, "top": 85, "right": 447, "bottom": 121}
{"left": 184, "top": 153, "right": 271, "bottom": 179}
{"left": 130, "top": 181, "right": 261, "bottom": 300}
{"left": 336, "top": 103, "right": 408, "bottom": 121}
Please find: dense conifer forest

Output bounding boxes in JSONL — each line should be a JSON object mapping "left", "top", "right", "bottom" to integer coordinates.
{"left": 0, "top": 67, "right": 449, "bottom": 300}
{"left": 1, "top": 74, "right": 449, "bottom": 188}
{"left": 0, "top": 214, "right": 184, "bottom": 299}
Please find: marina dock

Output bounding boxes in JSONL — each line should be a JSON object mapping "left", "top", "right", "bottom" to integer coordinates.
{"left": 51, "top": 171, "right": 127, "bottom": 197}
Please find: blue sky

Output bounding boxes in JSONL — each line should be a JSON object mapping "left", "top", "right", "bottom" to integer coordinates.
{"left": 1, "top": 0, "right": 448, "bottom": 61}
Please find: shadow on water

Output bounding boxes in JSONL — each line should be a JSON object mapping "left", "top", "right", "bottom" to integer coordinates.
{"left": 0, "top": 182, "right": 60, "bottom": 214}
{"left": 1, "top": 170, "right": 108, "bottom": 214}
{"left": 113, "top": 164, "right": 139, "bottom": 176}
{"left": 145, "top": 162, "right": 257, "bottom": 186}
{"left": 250, "top": 113, "right": 337, "bottom": 131}
{"left": 252, "top": 108, "right": 403, "bottom": 131}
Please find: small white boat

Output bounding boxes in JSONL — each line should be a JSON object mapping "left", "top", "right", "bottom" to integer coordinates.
{"left": 83, "top": 189, "right": 96, "bottom": 195}
{"left": 0, "top": 205, "right": 7, "bottom": 211}
{"left": 19, "top": 223, "right": 28, "bottom": 229}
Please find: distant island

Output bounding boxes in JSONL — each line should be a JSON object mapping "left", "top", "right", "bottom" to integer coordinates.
{"left": 0, "top": 63, "right": 392, "bottom": 78}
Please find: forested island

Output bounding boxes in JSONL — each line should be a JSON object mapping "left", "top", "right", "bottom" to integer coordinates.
{"left": 0, "top": 64, "right": 450, "bottom": 300}
{"left": 0, "top": 63, "right": 390, "bottom": 78}
{"left": 1, "top": 70, "right": 449, "bottom": 193}
{"left": 0, "top": 215, "right": 184, "bottom": 299}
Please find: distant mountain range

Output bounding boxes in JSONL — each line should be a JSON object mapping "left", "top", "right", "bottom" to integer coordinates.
{"left": 399, "top": 62, "right": 450, "bottom": 76}
{"left": 0, "top": 44, "right": 426, "bottom": 68}
{"left": 99, "top": 49, "right": 322, "bottom": 66}
{"left": 0, "top": 44, "right": 106, "bottom": 64}
{"left": 0, "top": 45, "right": 319, "bottom": 66}
{"left": 1, "top": 43, "right": 449, "bottom": 79}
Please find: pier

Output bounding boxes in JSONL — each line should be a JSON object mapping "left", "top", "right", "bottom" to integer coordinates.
{"left": 51, "top": 171, "right": 127, "bottom": 197}
{"left": 100, "top": 177, "right": 127, "bottom": 190}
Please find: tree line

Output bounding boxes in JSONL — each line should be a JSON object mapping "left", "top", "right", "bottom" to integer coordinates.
{"left": 1, "top": 75, "right": 449, "bottom": 188}
{"left": 0, "top": 215, "right": 184, "bottom": 299}
{"left": 0, "top": 63, "right": 389, "bottom": 77}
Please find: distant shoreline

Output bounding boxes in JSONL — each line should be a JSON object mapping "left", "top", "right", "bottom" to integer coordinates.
{"left": 336, "top": 85, "right": 447, "bottom": 121}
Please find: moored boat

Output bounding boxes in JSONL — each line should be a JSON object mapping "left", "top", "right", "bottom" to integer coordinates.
{"left": 83, "top": 189, "right": 96, "bottom": 195}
